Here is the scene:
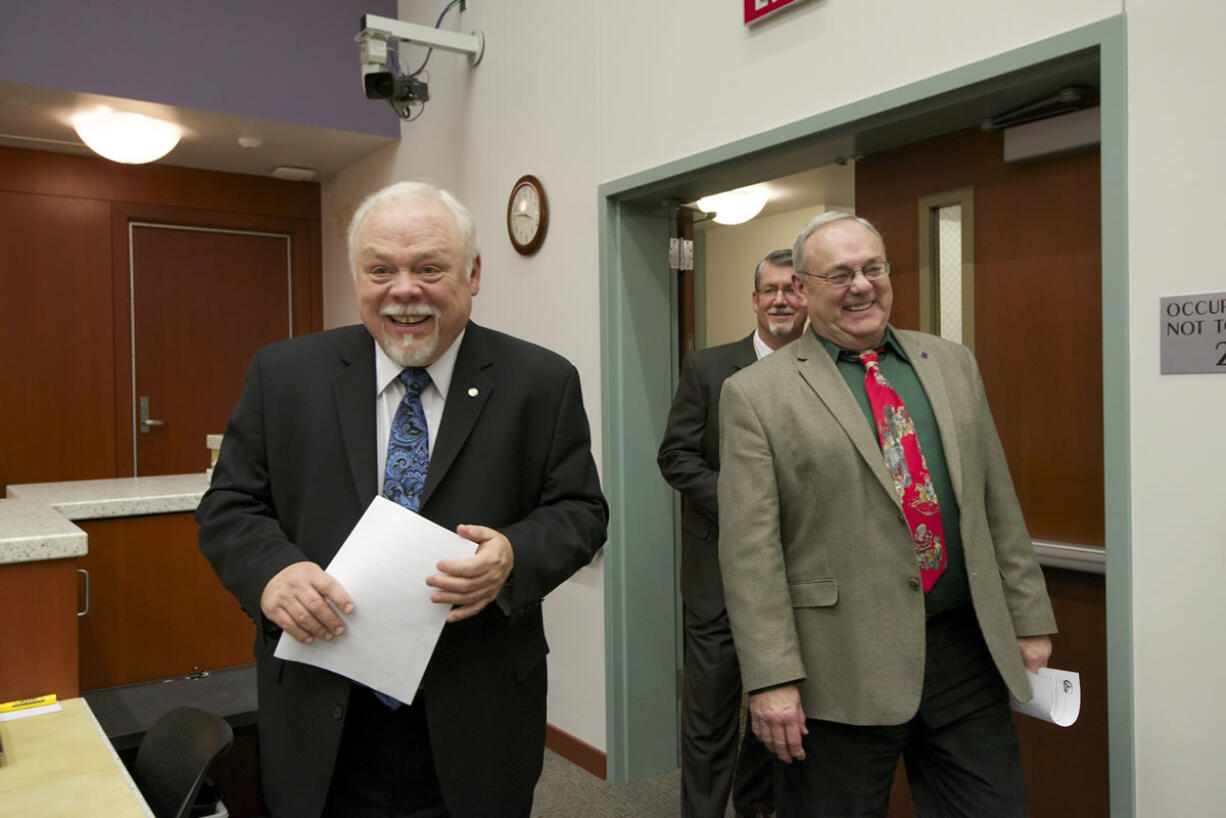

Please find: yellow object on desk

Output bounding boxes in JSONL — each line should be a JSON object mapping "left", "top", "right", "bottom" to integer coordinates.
{"left": 0, "top": 693, "right": 56, "bottom": 713}
{"left": 0, "top": 697, "right": 152, "bottom": 817}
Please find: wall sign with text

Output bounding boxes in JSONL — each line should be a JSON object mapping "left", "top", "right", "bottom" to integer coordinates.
{"left": 745, "top": 0, "right": 812, "bottom": 25}
{"left": 1160, "top": 291, "right": 1226, "bottom": 374}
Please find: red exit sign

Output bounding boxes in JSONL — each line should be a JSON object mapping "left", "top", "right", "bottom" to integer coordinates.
{"left": 744, "top": 0, "right": 811, "bottom": 24}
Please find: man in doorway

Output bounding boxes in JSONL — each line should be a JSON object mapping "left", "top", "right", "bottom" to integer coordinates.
{"left": 197, "top": 181, "right": 608, "bottom": 818}
{"left": 658, "top": 248, "right": 807, "bottom": 818}
{"left": 717, "top": 212, "right": 1057, "bottom": 817}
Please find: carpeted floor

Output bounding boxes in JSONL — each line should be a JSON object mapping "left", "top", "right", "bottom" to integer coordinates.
{"left": 531, "top": 750, "right": 737, "bottom": 818}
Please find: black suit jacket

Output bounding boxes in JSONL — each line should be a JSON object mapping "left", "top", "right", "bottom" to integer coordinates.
{"left": 197, "top": 322, "right": 608, "bottom": 818}
{"left": 656, "top": 334, "right": 757, "bottom": 620}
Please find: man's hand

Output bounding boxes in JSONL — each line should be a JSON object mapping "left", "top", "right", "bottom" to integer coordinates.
{"left": 428, "top": 524, "right": 514, "bottom": 623}
{"left": 260, "top": 561, "right": 354, "bottom": 644}
{"left": 1018, "top": 635, "right": 1053, "bottom": 673}
{"left": 749, "top": 684, "right": 809, "bottom": 763}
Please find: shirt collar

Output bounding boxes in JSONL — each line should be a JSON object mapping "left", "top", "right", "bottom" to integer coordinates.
{"left": 814, "top": 325, "right": 909, "bottom": 364}
{"left": 374, "top": 327, "right": 467, "bottom": 400}
{"left": 752, "top": 329, "right": 774, "bottom": 360}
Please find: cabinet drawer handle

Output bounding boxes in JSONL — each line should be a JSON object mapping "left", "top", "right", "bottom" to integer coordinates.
{"left": 78, "top": 568, "right": 90, "bottom": 617}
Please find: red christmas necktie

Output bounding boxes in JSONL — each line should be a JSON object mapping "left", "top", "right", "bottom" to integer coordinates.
{"left": 859, "top": 349, "right": 946, "bottom": 592}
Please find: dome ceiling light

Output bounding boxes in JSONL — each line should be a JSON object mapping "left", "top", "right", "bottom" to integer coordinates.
{"left": 72, "top": 109, "right": 181, "bottom": 164}
{"left": 696, "top": 186, "right": 770, "bottom": 225}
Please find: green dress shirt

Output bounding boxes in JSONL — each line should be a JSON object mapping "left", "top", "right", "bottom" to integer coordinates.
{"left": 817, "top": 327, "right": 971, "bottom": 614}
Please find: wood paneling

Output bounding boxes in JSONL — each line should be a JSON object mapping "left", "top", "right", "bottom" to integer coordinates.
{"left": 856, "top": 127, "right": 1103, "bottom": 546}
{"left": 545, "top": 723, "right": 607, "bottom": 780}
{"left": 0, "top": 558, "right": 79, "bottom": 701}
{"left": 0, "top": 145, "right": 321, "bottom": 490}
{"left": 0, "top": 192, "right": 116, "bottom": 492}
{"left": 0, "top": 146, "right": 320, "bottom": 220}
{"left": 77, "top": 513, "right": 255, "bottom": 690}
{"left": 1016, "top": 568, "right": 1108, "bottom": 818}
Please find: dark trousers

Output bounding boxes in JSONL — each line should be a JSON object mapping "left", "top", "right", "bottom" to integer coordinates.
{"left": 323, "top": 686, "right": 451, "bottom": 818}
{"left": 775, "top": 607, "right": 1028, "bottom": 818}
{"left": 682, "top": 605, "right": 775, "bottom": 818}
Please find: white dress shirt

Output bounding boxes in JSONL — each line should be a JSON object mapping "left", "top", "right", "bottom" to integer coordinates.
{"left": 753, "top": 328, "right": 777, "bottom": 360}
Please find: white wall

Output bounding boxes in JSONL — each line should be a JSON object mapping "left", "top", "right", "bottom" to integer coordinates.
{"left": 322, "top": 2, "right": 1226, "bottom": 811}
{"left": 1126, "top": 2, "right": 1226, "bottom": 815}
{"left": 323, "top": 0, "right": 608, "bottom": 748}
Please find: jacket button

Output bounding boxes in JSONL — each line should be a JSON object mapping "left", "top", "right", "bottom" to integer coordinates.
{"left": 333, "top": 705, "right": 344, "bottom": 720}
{"left": 908, "top": 578, "right": 921, "bottom": 590}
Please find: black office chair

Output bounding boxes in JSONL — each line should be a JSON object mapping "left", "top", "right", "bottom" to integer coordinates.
{"left": 132, "top": 706, "right": 234, "bottom": 818}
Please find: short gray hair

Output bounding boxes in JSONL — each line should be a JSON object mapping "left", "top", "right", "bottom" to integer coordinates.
{"left": 347, "top": 181, "right": 480, "bottom": 280}
{"left": 792, "top": 211, "right": 884, "bottom": 275}
{"left": 753, "top": 248, "right": 793, "bottom": 291}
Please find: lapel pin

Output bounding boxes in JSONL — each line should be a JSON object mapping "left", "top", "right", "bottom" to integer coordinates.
{"left": 468, "top": 387, "right": 479, "bottom": 397}
{"left": 921, "top": 351, "right": 928, "bottom": 358}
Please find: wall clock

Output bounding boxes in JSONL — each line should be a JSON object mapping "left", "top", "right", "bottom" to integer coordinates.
{"left": 507, "top": 174, "right": 548, "bottom": 255}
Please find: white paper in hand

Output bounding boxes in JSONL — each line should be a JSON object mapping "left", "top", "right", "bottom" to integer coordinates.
{"left": 1010, "top": 667, "right": 1081, "bottom": 726}
{"left": 274, "top": 496, "right": 476, "bottom": 704}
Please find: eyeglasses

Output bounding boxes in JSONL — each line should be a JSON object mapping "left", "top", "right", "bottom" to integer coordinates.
{"left": 755, "top": 285, "right": 800, "bottom": 299}
{"left": 800, "top": 261, "right": 891, "bottom": 288}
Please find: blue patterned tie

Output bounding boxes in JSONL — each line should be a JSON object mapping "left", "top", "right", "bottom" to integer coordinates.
{"left": 375, "top": 367, "right": 431, "bottom": 711}
{"left": 382, "top": 367, "right": 432, "bottom": 512}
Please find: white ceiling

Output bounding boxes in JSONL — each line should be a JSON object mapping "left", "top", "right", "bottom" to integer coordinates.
{"left": 0, "top": 80, "right": 397, "bottom": 181}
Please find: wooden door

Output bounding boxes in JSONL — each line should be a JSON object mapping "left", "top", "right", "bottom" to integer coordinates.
{"left": 856, "top": 126, "right": 1107, "bottom": 817}
{"left": 129, "top": 224, "right": 289, "bottom": 475}
{"left": 855, "top": 126, "right": 1103, "bottom": 546}
{"left": 112, "top": 204, "right": 317, "bottom": 477}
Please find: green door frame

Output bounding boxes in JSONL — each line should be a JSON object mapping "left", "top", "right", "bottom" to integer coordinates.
{"left": 599, "top": 14, "right": 1131, "bottom": 816}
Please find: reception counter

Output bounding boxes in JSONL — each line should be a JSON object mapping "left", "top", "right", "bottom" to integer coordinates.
{"left": 2, "top": 473, "right": 253, "bottom": 700}
{"left": 5, "top": 473, "right": 209, "bottom": 523}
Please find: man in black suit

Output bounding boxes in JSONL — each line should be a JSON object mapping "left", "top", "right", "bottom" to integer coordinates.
{"left": 197, "top": 181, "right": 608, "bottom": 818}
{"left": 657, "top": 249, "right": 807, "bottom": 818}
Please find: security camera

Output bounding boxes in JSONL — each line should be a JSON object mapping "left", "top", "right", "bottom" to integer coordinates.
{"left": 363, "top": 71, "right": 429, "bottom": 105}
{"left": 356, "top": 13, "right": 481, "bottom": 120}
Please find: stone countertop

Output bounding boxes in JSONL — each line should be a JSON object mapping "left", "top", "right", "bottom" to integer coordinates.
{"left": 0, "top": 498, "right": 89, "bottom": 564}
{"left": 1, "top": 473, "right": 209, "bottom": 565}
{"left": 6, "top": 473, "right": 209, "bottom": 520}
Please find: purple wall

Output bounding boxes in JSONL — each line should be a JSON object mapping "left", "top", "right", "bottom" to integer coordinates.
{"left": 0, "top": 0, "right": 399, "bottom": 138}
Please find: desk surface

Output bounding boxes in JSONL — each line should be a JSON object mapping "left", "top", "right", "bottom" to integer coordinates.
{"left": 0, "top": 697, "right": 153, "bottom": 817}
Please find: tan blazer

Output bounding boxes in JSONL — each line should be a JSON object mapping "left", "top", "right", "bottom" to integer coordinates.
{"left": 717, "top": 327, "right": 1056, "bottom": 726}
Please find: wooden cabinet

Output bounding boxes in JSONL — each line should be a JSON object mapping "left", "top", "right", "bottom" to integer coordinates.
{"left": 0, "top": 557, "right": 79, "bottom": 701}
{"left": 76, "top": 513, "right": 254, "bottom": 690}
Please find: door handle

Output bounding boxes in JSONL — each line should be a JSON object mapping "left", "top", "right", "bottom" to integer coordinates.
{"left": 78, "top": 568, "right": 90, "bottom": 617}
{"left": 139, "top": 395, "right": 164, "bottom": 434}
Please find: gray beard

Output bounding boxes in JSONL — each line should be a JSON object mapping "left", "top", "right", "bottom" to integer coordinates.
{"left": 382, "top": 331, "right": 438, "bottom": 368}
{"left": 768, "top": 317, "right": 802, "bottom": 337}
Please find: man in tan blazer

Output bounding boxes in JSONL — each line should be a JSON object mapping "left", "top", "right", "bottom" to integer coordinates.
{"left": 717, "top": 211, "right": 1056, "bottom": 817}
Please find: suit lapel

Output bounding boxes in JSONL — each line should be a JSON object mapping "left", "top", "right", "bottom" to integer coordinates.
{"left": 332, "top": 329, "right": 379, "bottom": 506}
{"left": 895, "top": 330, "right": 965, "bottom": 502}
{"left": 793, "top": 332, "right": 903, "bottom": 511}
{"left": 731, "top": 334, "right": 757, "bottom": 372}
{"left": 421, "top": 323, "right": 493, "bottom": 506}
